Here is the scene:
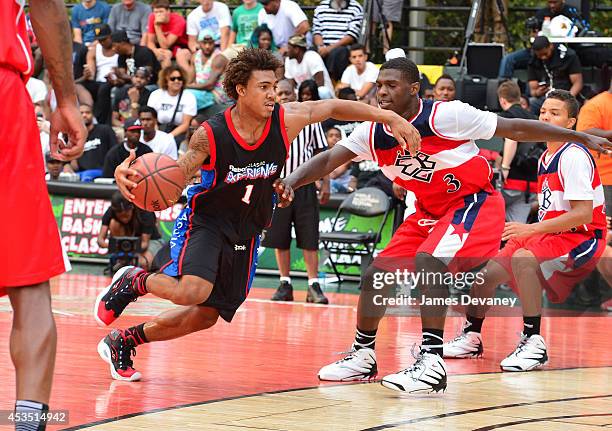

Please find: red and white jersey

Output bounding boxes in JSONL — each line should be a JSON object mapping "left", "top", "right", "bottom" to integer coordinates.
{"left": 338, "top": 99, "right": 498, "bottom": 217}
{"left": 537, "top": 142, "right": 606, "bottom": 234}
{"left": 0, "top": 0, "right": 34, "bottom": 79}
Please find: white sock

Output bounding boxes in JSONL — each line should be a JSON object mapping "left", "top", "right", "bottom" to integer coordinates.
{"left": 308, "top": 278, "right": 319, "bottom": 286}
{"left": 280, "top": 276, "right": 291, "bottom": 284}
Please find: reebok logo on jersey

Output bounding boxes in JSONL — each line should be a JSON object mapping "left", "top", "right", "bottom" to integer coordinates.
{"left": 234, "top": 244, "right": 246, "bottom": 251}
{"left": 395, "top": 150, "right": 437, "bottom": 183}
{"left": 225, "top": 161, "right": 279, "bottom": 184}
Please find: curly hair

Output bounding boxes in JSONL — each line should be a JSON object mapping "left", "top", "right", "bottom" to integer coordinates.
{"left": 158, "top": 65, "right": 187, "bottom": 90}
{"left": 223, "top": 48, "right": 282, "bottom": 101}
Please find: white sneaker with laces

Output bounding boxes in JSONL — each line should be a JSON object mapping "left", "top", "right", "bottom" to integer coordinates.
{"left": 381, "top": 349, "right": 447, "bottom": 394}
{"left": 318, "top": 345, "right": 377, "bottom": 381}
{"left": 443, "top": 331, "right": 483, "bottom": 358}
{"left": 500, "top": 334, "right": 548, "bottom": 372}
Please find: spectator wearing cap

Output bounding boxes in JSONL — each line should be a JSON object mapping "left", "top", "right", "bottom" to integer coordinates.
{"left": 108, "top": 0, "right": 151, "bottom": 46}
{"left": 257, "top": 0, "right": 309, "bottom": 53}
{"left": 184, "top": 29, "right": 232, "bottom": 115}
{"left": 285, "top": 35, "right": 334, "bottom": 99}
{"left": 337, "top": 44, "right": 378, "bottom": 102}
{"left": 312, "top": 0, "right": 363, "bottom": 82}
{"left": 139, "top": 106, "right": 178, "bottom": 160}
{"left": 432, "top": 74, "right": 456, "bottom": 101}
{"left": 72, "top": 0, "right": 112, "bottom": 45}
{"left": 112, "top": 67, "right": 153, "bottom": 128}
{"left": 93, "top": 30, "right": 159, "bottom": 125}
{"left": 102, "top": 118, "right": 152, "bottom": 178}
{"left": 146, "top": 0, "right": 189, "bottom": 69}
{"left": 230, "top": 0, "right": 263, "bottom": 46}
{"left": 527, "top": 35, "right": 582, "bottom": 114}
{"left": 72, "top": 104, "right": 118, "bottom": 182}
{"left": 147, "top": 65, "right": 197, "bottom": 143}
{"left": 83, "top": 24, "right": 117, "bottom": 91}
{"left": 186, "top": 0, "right": 232, "bottom": 53}
{"left": 45, "top": 153, "right": 66, "bottom": 181}
{"left": 111, "top": 30, "right": 160, "bottom": 82}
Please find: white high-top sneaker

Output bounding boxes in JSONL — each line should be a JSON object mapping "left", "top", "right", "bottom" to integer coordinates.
{"left": 318, "top": 345, "right": 377, "bottom": 381}
{"left": 443, "top": 331, "right": 483, "bottom": 358}
{"left": 500, "top": 334, "right": 548, "bottom": 372}
{"left": 381, "top": 349, "right": 447, "bottom": 394}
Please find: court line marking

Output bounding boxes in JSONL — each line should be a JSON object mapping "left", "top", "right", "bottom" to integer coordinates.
{"left": 472, "top": 413, "right": 612, "bottom": 430}
{"left": 358, "top": 394, "right": 612, "bottom": 431}
{"left": 60, "top": 366, "right": 612, "bottom": 430}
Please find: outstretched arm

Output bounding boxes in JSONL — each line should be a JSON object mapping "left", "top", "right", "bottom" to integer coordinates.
{"left": 276, "top": 145, "right": 357, "bottom": 207}
{"left": 495, "top": 117, "right": 611, "bottom": 154}
{"left": 282, "top": 100, "right": 421, "bottom": 155}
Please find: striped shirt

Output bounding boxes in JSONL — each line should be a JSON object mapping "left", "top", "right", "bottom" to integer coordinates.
{"left": 282, "top": 122, "right": 327, "bottom": 177}
{"left": 312, "top": 0, "right": 363, "bottom": 45}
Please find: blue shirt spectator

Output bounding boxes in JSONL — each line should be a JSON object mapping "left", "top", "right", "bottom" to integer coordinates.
{"left": 72, "top": 0, "right": 112, "bottom": 44}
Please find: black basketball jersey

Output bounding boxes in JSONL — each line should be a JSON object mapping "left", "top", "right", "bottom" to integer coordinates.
{"left": 185, "top": 104, "right": 289, "bottom": 240}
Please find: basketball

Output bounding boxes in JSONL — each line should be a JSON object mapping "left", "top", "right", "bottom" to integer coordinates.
{"left": 130, "top": 153, "right": 185, "bottom": 212}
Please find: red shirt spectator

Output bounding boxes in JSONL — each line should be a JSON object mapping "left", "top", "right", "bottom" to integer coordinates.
{"left": 147, "top": 0, "right": 188, "bottom": 58}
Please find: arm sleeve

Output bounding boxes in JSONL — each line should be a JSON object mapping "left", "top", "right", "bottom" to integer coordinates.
{"left": 186, "top": 12, "right": 199, "bottom": 36}
{"left": 101, "top": 207, "right": 113, "bottom": 226}
{"left": 312, "top": 7, "right": 322, "bottom": 36}
{"left": 107, "top": 5, "right": 117, "bottom": 30}
{"left": 567, "top": 53, "right": 582, "bottom": 75}
{"left": 559, "top": 147, "right": 594, "bottom": 200}
{"left": 337, "top": 121, "right": 373, "bottom": 162}
{"left": 576, "top": 101, "right": 602, "bottom": 131}
{"left": 312, "top": 122, "right": 327, "bottom": 150}
{"left": 171, "top": 15, "right": 187, "bottom": 37}
{"left": 141, "top": 6, "right": 151, "bottom": 34}
{"left": 218, "top": 4, "right": 232, "bottom": 28}
{"left": 364, "top": 63, "right": 379, "bottom": 82}
{"left": 147, "top": 13, "right": 155, "bottom": 34}
{"left": 286, "top": 0, "right": 308, "bottom": 27}
{"left": 146, "top": 90, "right": 160, "bottom": 109}
{"left": 340, "top": 67, "right": 351, "bottom": 84}
{"left": 182, "top": 91, "right": 198, "bottom": 116}
{"left": 71, "top": 8, "right": 80, "bottom": 29}
{"left": 346, "top": 5, "right": 363, "bottom": 40}
{"left": 430, "top": 100, "right": 498, "bottom": 141}
{"left": 283, "top": 58, "right": 294, "bottom": 79}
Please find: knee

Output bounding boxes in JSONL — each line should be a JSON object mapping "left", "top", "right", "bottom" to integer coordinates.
{"left": 415, "top": 252, "right": 444, "bottom": 274}
{"left": 175, "top": 277, "right": 213, "bottom": 305}
{"left": 511, "top": 248, "right": 538, "bottom": 274}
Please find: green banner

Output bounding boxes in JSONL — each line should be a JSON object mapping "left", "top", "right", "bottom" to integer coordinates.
{"left": 50, "top": 194, "right": 394, "bottom": 275}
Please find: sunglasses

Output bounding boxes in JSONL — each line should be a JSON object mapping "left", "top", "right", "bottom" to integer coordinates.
{"left": 168, "top": 76, "right": 183, "bottom": 82}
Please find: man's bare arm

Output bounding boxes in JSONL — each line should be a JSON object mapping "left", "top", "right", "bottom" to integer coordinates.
{"left": 282, "top": 99, "right": 421, "bottom": 154}
{"left": 495, "top": 117, "right": 611, "bottom": 154}
{"left": 30, "top": 0, "right": 78, "bottom": 106}
{"left": 177, "top": 126, "right": 210, "bottom": 181}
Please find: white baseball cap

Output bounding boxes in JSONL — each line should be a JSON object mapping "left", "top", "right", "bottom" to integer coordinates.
{"left": 385, "top": 48, "right": 406, "bottom": 61}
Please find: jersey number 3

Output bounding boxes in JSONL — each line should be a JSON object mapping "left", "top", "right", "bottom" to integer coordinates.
{"left": 242, "top": 184, "right": 254, "bottom": 204}
{"left": 443, "top": 174, "right": 461, "bottom": 193}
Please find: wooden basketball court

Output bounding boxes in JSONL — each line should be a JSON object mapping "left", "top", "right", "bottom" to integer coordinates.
{"left": 0, "top": 272, "right": 610, "bottom": 430}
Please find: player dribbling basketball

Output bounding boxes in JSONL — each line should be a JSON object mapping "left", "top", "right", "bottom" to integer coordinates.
{"left": 93, "top": 48, "right": 421, "bottom": 381}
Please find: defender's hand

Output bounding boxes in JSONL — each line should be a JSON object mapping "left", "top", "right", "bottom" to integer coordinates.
{"left": 49, "top": 104, "right": 86, "bottom": 161}
{"left": 388, "top": 115, "right": 421, "bottom": 156}
{"left": 582, "top": 133, "right": 612, "bottom": 156}
{"left": 502, "top": 222, "right": 536, "bottom": 241}
{"left": 274, "top": 178, "right": 294, "bottom": 208}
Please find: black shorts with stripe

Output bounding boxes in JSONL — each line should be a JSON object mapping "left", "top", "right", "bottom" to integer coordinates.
{"left": 159, "top": 217, "right": 259, "bottom": 322}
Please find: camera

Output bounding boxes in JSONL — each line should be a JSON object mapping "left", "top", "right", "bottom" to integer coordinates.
{"left": 109, "top": 236, "right": 142, "bottom": 254}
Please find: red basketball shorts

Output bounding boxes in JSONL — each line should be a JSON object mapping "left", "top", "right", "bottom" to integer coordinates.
{"left": 0, "top": 68, "right": 66, "bottom": 293}
{"left": 495, "top": 231, "right": 606, "bottom": 303}
{"left": 374, "top": 190, "right": 505, "bottom": 273}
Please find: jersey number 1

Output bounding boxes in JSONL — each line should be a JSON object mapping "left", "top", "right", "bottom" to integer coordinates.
{"left": 242, "top": 184, "right": 254, "bottom": 204}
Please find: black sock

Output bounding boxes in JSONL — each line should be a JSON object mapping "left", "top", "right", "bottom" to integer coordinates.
{"left": 465, "top": 314, "right": 484, "bottom": 333}
{"left": 15, "top": 399, "right": 48, "bottom": 431}
{"left": 354, "top": 327, "right": 377, "bottom": 350}
{"left": 422, "top": 328, "right": 444, "bottom": 357}
{"left": 523, "top": 316, "right": 541, "bottom": 337}
{"left": 134, "top": 272, "right": 151, "bottom": 296}
{"left": 124, "top": 323, "right": 148, "bottom": 346}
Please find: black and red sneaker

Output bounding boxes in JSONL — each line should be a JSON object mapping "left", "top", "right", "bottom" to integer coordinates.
{"left": 94, "top": 266, "right": 145, "bottom": 326}
{"left": 97, "top": 329, "right": 142, "bottom": 381}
